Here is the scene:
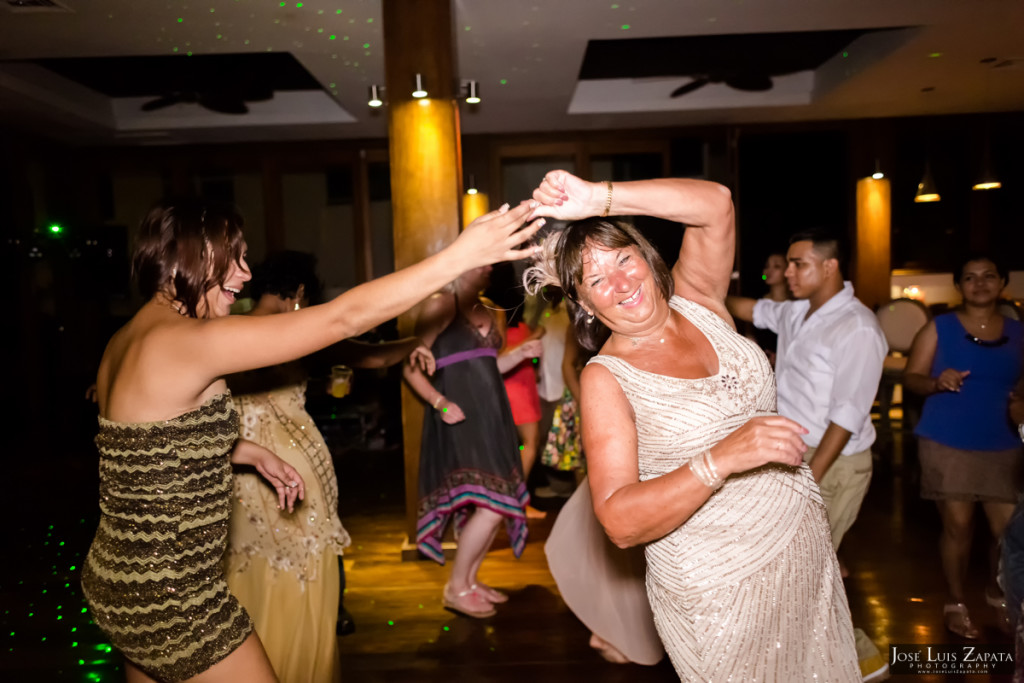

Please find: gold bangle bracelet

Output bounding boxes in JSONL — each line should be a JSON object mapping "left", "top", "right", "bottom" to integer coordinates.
{"left": 432, "top": 395, "right": 444, "bottom": 410}
{"left": 601, "top": 180, "right": 613, "bottom": 217}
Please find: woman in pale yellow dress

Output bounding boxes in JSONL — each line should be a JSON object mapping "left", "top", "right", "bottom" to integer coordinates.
{"left": 226, "top": 251, "right": 434, "bottom": 683}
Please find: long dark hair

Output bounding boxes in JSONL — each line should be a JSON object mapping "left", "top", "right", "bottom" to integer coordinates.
{"left": 132, "top": 198, "right": 247, "bottom": 318}
{"left": 534, "top": 217, "right": 673, "bottom": 352}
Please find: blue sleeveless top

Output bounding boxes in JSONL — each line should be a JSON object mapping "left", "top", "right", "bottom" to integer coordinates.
{"left": 915, "top": 312, "right": 1024, "bottom": 450}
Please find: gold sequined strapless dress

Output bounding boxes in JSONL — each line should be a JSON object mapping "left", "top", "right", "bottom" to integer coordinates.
{"left": 81, "top": 393, "right": 253, "bottom": 682}
{"left": 589, "top": 297, "right": 859, "bottom": 682}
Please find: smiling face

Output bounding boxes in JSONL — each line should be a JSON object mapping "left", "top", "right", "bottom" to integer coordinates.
{"left": 200, "top": 244, "right": 251, "bottom": 318}
{"left": 577, "top": 241, "right": 661, "bottom": 334}
{"left": 956, "top": 258, "right": 1005, "bottom": 307}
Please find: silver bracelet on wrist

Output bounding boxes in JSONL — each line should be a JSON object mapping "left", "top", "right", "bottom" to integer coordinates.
{"left": 689, "top": 450, "right": 724, "bottom": 491}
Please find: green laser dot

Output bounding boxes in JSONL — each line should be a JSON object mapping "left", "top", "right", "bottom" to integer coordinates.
{"left": 500, "top": 79, "right": 507, "bottom": 84}
{"left": 443, "top": 626, "right": 450, "bottom": 631}
{"left": 363, "top": 42, "right": 370, "bottom": 48}
{"left": 72, "top": 641, "right": 78, "bottom": 647}
{"left": 81, "top": 608, "right": 87, "bottom": 613}
{"left": 442, "top": 408, "right": 448, "bottom": 413}
{"left": 842, "top": 51, "right": 848, "bottom": 58}
{"left": 621, "top": 24, "right": 631, "bottom": 29}
{"left": 329, "top": 35, "right": 336, "bottom": 40}
{"left": 519, "top": 445, "right": 525, "bottom": 451}
{"left": 387, "top": 620, "right": 394, "bottom": 626}
{"left": 79, "top": 660, "right": 85, "bottom": 665}
{"left": 177, "top": 17, "right": 183, "bottom": 22}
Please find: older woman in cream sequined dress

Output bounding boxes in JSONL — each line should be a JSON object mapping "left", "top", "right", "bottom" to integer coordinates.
{"left": 525, "top": 171, "right": 859, "bottom": 681}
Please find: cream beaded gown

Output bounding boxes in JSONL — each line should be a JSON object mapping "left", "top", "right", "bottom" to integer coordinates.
{"left": 588, "top": 296, "right": 859, "bottom": 682}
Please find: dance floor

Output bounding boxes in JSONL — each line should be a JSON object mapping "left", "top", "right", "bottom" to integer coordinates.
{"left": 1, "top": 404, "right": 1015, "bottom": 682}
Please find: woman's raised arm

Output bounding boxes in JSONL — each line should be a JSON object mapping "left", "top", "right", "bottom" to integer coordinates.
{"left": 180, "top": 201, "right": 543, "bottom": 384}
{"left": 530, "top": 171, "right": 734, "bottom": 310}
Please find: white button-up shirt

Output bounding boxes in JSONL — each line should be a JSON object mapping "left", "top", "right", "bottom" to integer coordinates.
{"left": 753, "top": 282, "right": 888, "bottom": 455}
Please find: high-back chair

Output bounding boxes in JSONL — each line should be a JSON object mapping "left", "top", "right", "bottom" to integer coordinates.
{"left": 875, "top": 298, "right": 931, "bottom": 432}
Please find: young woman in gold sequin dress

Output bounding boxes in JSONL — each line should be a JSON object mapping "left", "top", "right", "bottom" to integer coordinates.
{"left": 524, "top": 172, "right": 859, "bottom": 681}
{"left": 82, "top": 198, "right": 542, "bottom": 683}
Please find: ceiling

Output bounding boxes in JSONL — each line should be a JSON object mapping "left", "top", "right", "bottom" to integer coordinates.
{"left": 0, "top": 0, "right": 1021, "bottom": 145}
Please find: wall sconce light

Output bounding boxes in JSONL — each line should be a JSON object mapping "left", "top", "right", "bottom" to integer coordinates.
{"left": 465, "top": 80, "right": 480, "bottom": 104}
{"left": 412, "top": 73, "right": 427, "bottom": 98}
{"left": 871, "top": 159, "right": 884, "bottom": 180}
{"left": 914, "top": 162, "right": 940, "bottom": 203}
{"left": 466, "top": 174, "right": 478, "bottom": 195}
{"left": 367, "top": 84, "right": 384, "bottom": 108}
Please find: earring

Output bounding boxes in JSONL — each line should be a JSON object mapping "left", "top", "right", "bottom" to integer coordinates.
{"left": 294, "top": 302, "right": 300, "bottom": 311}
{"left": 586, "top": 314, "right": 594, "bottom": 324}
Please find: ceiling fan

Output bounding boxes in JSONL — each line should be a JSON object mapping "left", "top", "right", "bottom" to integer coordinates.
{"left": 670, "top": 72, "right": 774, "bottom": 98}
{"left": 141, "top": 82, "right": 274, "bottom": 115}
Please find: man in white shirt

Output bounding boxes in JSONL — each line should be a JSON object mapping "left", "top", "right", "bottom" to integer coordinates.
{"left": 729, "top": 229, "right": 890, "bottom": 682}
{"left": 728, "top": 229, "right": 887, "bottom": 551}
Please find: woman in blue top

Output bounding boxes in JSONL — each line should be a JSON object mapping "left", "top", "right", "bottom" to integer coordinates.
{"left": 905, "top": 254, "right": 1024, "bottom": 640}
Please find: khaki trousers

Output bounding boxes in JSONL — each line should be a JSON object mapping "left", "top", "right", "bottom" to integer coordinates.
{"left": 804, "top": 446, "right": 873, "bottom": 551}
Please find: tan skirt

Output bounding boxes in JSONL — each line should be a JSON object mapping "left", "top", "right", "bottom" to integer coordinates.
{"left": 919, "top": 437, "right": 1024, "bottom": 503}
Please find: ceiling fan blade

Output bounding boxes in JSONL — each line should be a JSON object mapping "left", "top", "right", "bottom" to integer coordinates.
{"left": 670, "top": 78, "right": 710, "bottom": 98}
{"left": 141, "top": 94, "right": 181, "bottom": 111}
{"left": 724, "top": 74, "right": 773, "bottom": 92}
{"left": 199, "top": 94, "right": 249, "bottom": 115}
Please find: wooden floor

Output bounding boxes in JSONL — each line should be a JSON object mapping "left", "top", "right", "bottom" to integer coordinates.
{"left": 0, "top": 408, "right": 1016, "bottom": 682}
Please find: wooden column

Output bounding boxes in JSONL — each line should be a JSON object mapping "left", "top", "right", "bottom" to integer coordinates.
{"left": 854, "top": 177, "right": 892, "bottom": 309}
{"left": 382, "top": 0, "right": 462, "bottom": 558}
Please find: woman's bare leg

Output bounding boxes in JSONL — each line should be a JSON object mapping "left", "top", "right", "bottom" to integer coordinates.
{"left": 449, "top": 507, "right": 503, "bottom": 593}
{"left": 938, "top": 500, "right": 976, "bottom": 603}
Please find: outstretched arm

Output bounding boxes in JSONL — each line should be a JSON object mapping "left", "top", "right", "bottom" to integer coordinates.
{"left": 309, "top": 337, "right": 434, "bottom": 373}
{"left": 531, "top": 171, "right": 734, "bottom": 315}
{"left": 174, "top": 201, "right": 545, "bottom": 387}
{"left": 725, "top": 296, "right": 757, "bottom": 323}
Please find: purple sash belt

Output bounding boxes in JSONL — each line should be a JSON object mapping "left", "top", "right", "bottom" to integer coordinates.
{"left": 434, "top": 347, "right": 497, "bottom": 370}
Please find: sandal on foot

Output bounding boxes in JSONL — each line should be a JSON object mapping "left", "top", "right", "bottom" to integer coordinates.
{"left": 443, "top": 585, "right": 496, "bottom": 619}
{"left": 943, "top": 602, "right": 980, "bottom": 639}
{"left": 471, "top": 582, "right": 508, "bottom": 604}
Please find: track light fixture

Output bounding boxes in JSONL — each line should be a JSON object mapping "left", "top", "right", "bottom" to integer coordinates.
{"left": 367, "top": 84, "right": 383, "bottom": 108}
{"left": 465, "top": 80, "right": 480, "bottom": 104}
{"left": 412, "top": 73, "right": 427, "bottom": 98}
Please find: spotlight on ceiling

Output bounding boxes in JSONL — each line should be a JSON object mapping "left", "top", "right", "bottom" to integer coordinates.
{"left": 367, "top": 84, "right": 383, "bottom": 108}
{"left": 465, "top": 80, "right": 480, "bottom": 104}
{"left": 412, "top": 73, "right": 427, "bottom": 98}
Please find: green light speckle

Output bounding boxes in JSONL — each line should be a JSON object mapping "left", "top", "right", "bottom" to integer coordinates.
{"left": 621, "top": 24, "right": 631, "bottom": 30}
{"left": 930, "top": 52, "right": 942, "bottom": 58}
{"left": 842, "top": 51, "right": 848, "bottom": 58}
{"left": 177, "top": 17, "right": 183, "bottom": 22}
{"left": 500, "top": 79, "right": 507, "bottom": 85}
{"left": 329, "top": 35, "right": 336, "bottom": 40}
{"left": 363, "top": 42, "right": 370, "bottom": 48}
{"left": 367, "top": 17, "right": 373, "bottom": 22}
{"left": 387, "top": 620, "right": 394, "bottom": 626}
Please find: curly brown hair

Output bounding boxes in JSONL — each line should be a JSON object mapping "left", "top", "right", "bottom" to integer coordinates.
{"left": 132, "top": 199, "right": 247, "bottom": 318}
